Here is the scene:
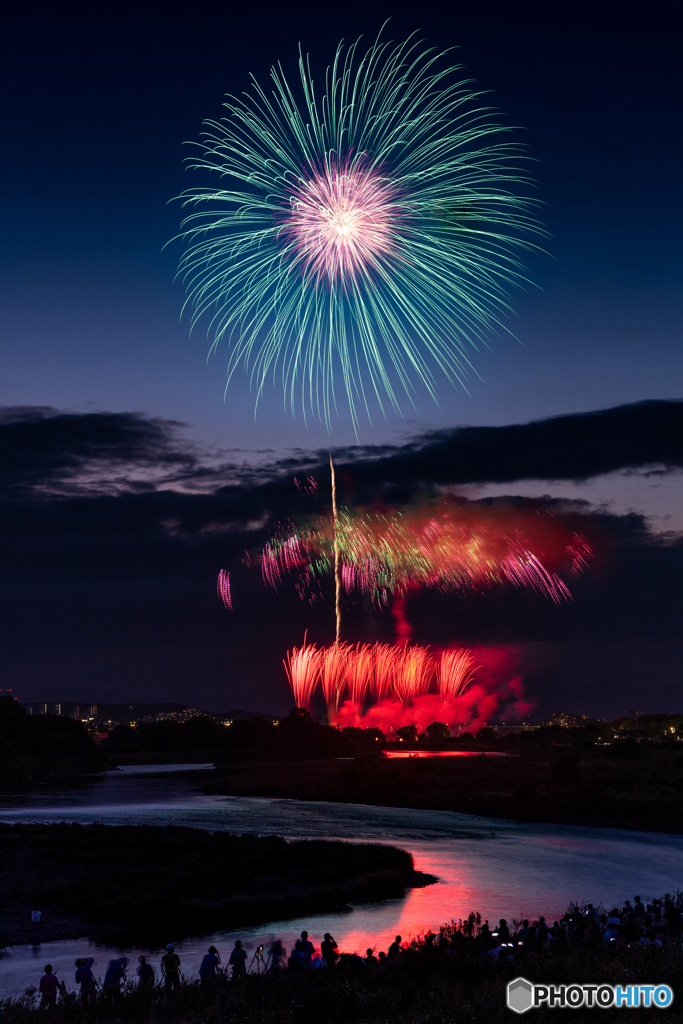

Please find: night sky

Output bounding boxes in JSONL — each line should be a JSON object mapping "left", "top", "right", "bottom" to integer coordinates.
{"left": 1, "top": 0, "right": 681, "bottom": 719}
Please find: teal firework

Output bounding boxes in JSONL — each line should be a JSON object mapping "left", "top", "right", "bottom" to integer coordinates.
{"left": 175, "top": 30, "right": 540, "bottom": 428}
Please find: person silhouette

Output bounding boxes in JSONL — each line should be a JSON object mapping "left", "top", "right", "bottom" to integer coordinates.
{"left": 229, "top": 941, "right": 247, "bottom": 978}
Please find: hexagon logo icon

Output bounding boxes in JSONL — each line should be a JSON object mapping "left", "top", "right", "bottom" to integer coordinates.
{"left": 507, "top": 977, "right": 534, "bottom": 1014}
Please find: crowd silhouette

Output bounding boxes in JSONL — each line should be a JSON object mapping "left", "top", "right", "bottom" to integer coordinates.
{"left": 28, "top": 892, "right": 680, "bottom": 1009}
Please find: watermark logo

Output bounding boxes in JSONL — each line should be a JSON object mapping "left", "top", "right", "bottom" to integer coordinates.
{"left": 506, "top": 977, "right": 673, "bottom": 1013}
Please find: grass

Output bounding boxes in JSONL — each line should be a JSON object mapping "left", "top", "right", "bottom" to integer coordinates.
{"left": 0, "top": 824, "right": 434, "bottom": 947}
{"left": 204, "top": 747, "right": 683, "bottom": 833}
{"left": 3, "top": 921, "right": 680, "bottom": 1023}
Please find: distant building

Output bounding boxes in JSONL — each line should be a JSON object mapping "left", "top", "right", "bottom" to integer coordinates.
{"left": 540, "top": 712, "right": 603, "bottom": 728}
{"left": 155, "top": 707, "right": 207, "bottom": 722}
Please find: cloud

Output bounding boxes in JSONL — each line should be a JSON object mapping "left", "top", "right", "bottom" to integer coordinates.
{"left": 2, "top": 399, "right": 680, "bottom": 499}
{"left": 327, "top": 399, "right": 683, "bottom": 490}
{"left": 0, "top": 401, "right": 680, "bottom": 715}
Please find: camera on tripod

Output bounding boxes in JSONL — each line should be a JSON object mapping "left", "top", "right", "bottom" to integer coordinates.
{"left": 248, "top": 944, "right": 268, "bottom": 974}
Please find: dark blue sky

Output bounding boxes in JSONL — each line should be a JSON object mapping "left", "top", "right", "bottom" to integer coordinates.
{"left": 2, "top": 0, "right": 680, "bottom": 448}
{"left": 1, "top": 0, "right": 681, "bottom": 715}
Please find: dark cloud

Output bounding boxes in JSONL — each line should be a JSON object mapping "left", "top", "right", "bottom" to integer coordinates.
{"left": 0, "top": 402, "right": 680, "bottom": 717}
{"left": 329, "top": 399, "right": 683, "bottom": 490}
{"left": 0, "top": 407, "right": 196, "bottom": 495}
{"left": 1, "top": 400, "right": 681, "bottom": 499}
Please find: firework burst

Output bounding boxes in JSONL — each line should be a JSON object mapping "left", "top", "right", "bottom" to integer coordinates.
{"left": 320, "top": 642, "right": 350, "bottom": 720}
{"left": 261, "top": 498, "right": 592, "bottom": 610}
{"left": 175, "top": 30, "right": 539, "bottom": 427}
{"left": 283, "top": 638, "right": 321, "bottom": 709}
{"left": 216, "top": 569, "right": 232, "bottom": 611}
{"left": 345, "top": 643, "right": 376, "bottom": 704}
{"left": 438, "top": 647, "right": 476, "bottom": 701}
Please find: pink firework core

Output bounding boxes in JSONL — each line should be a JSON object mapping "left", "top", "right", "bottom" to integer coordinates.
{"left": 282, "top": 161, "right": 400, "bottom": 284}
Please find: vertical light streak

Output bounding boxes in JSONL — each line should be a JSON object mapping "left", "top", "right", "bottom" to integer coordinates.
{"left": 438, "top": 648, "right": 476, "bottom": 701}
{"left": 330, "top": 454, "right": 342, "bottom": 642}
{"left": 283, "top": 636, "right": 321, "bottom": 709}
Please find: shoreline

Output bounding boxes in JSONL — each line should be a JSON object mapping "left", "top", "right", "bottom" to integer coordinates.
{"left": 202, "top": 751, "right": 682, "bottom": 834}
{"left": 0, "top": 823, "right": 435, "bottom": 948}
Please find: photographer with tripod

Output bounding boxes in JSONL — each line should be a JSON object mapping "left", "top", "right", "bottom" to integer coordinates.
{"left": 268, "top": 940, "right": 287, "bottom": 972}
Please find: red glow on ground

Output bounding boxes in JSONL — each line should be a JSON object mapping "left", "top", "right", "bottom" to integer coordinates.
{"left": 383, "top": 750, "right": 514, "bottom": 758}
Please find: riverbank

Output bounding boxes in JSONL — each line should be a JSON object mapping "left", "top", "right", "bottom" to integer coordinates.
{"left": 2, "top": 910, "right": 679, "bottom": 1024}
{"left": 0, "top": 824, "right": 434, "bottom": 947}
{"left": 203, "top": 748, "right": 683, "bottom": 833}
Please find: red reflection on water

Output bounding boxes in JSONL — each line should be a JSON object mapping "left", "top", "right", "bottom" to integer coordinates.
{"left": 384, "top": 750, "right": 514, "bottom": 758}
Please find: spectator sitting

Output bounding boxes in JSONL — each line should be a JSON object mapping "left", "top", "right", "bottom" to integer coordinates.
{"left": 606, "top": 910, "right": 621, "bottom": 927}
{"left": 603, "top": 926, "right": 620, "bottom": 943}
{"left": 364, "top": 948, "right": 378, "bottom": 966}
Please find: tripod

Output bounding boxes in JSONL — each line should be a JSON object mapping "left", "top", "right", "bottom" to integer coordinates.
{"left": 248, "top": 947, "right": 268, "bottom": 974}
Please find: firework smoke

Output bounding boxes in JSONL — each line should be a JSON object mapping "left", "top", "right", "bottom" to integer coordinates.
{"left": 282, "top": 641, "right": 532, "bottom": 735}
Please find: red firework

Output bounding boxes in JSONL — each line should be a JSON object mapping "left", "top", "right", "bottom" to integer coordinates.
{"left": 345, "top": 643, "right": 375, "bottom": 704}
{"left": 217, "top": 569, "right": 232, "bottom": 611}
{"left": 283, "top": 638, "right": 321, "bottom": 709}
{"left": 392, "top": 645, "right": 434, "bottom": 704}
{"left": 320, "top": 643, "right": 350, "bottom": 720}
{"left": 371, "top": 643, "right": 399, "bottom": 701}
{"left": 438, "top": 648, "right": 476, "bottom": 702}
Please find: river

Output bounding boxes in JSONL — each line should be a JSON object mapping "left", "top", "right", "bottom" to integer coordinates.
{"left": 1, "top": 763, "right": 680, "bottom": 997}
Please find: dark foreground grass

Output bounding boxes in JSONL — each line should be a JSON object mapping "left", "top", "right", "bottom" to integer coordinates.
{"left": 0, "top": 824, "right": 433, "bottom": 946}
{"left": 204, "top": 748, "right": 683, "bottom": 833}
{"left": 3, "top": 929, "right": 680, "bottom": 1024}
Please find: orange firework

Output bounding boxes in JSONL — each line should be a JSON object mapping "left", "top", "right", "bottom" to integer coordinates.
{"left": 283, "top": 638, "right": 321, "bottom": 709}
{"left": 345, "top": 643, "right": 375, "bottom": 704}
{"left": 320, "top": 642, "right": 350, "bottom": 721}
{"left": 393, "top": 645, "right": 434, "bottom": 704}
{"left": 438, "top": 648, "right": 476, "bottom": 702}
{"left": 371, "top": 643, "right": 399, "bottom": 701}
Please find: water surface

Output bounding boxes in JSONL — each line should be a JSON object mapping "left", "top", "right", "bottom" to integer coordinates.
{"left": 1, "top": 765, "right": 680, "bottom": 997}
